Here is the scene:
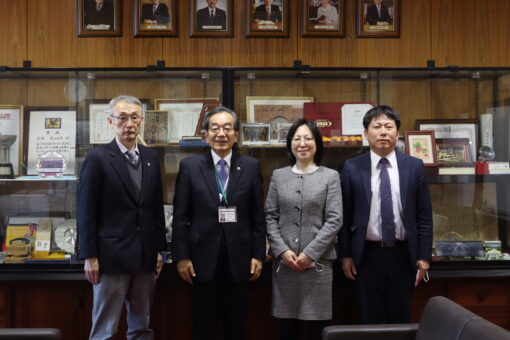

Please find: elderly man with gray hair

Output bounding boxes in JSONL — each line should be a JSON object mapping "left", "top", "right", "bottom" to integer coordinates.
{"left": 78, "top": 95, "right": 167, "bottom": 340}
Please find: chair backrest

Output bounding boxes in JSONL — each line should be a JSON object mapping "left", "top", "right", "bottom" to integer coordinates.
{"left": 459, "top": 316, "right": 510, "bottom": 340}
{"left": 416, "top": 296, "right": 478, "bottom": 340}
{"left": 0, "top": 328, "right": 61, "bottom": 340}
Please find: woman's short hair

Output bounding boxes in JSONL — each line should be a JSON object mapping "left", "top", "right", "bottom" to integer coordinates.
{"left": 286, "top": 118, "right": 324, "bottom": 165}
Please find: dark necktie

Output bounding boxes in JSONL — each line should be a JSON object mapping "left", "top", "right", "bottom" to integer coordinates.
{"left": 218, "top": 159, "right": 227, "bottom": 189}
{"left": 126, "top": 150, "right": 139, "bottom": 166}
{"left": 266, "top": 7, "right": 271, "bottom": 20}
{"left": 380, "top": 158, "right": 396, "bottom": 246}
{"left": 210, "top": 9, "right": 215, "bottom": 20}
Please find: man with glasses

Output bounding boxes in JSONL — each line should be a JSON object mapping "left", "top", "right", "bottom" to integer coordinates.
{"left": 78, "top": 95, "right": 166, "bottom": 340}
{"left": 172, "top": 106, "right": 266, "bottom": 340}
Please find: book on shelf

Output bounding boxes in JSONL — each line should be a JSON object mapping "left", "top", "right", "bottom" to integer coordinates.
{"left": 438, "top": 167, "right": 476, "bottom": 175}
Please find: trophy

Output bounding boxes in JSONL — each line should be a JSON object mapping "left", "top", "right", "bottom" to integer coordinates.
{"left": 0, "top": 134, "right": 16, "bottom": 179}
{"left": 475, "top": 145, "right": 495, "bottom": 175}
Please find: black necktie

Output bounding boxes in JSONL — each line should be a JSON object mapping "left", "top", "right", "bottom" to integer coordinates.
{"left": 380, "top": 158, "right": 396, "bottom": 246}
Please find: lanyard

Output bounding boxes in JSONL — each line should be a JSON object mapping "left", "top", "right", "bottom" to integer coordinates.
{"left": 213, "top": 163, "right": 228, "bottom": 205}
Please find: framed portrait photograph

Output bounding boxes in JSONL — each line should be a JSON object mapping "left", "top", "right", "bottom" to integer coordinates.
{"left": 77, "top": 0, "right": 122, "bottom": 37}
{"left": 0, "top": 105, "right": 23, "bottom": 177}
{"left": 133, "top": 0, "right": 177, "bottom": 37}
{"left": 301, "top": 0, "right": 345, "bottom": 37}
{"left": 404, "top": 130, "right": 438, "bottom": 167}
{"left": 247, "top": 0, "right": 289, "bottom": 37}
{"left": 435, "top": 138, "right": 473, "bottom": 167}
{"left": 241, "top": 123, "right": 271, "bottom": 145}
{"left": 155, "top": 98, "right": 221, "bottom": 142}
{"left": 246, "top": 96, "right": 314, "bottom": 143}
{"left": 190, "top": 0, "right": 233, "bottom": 37}
{"left": 416, "top": 119, "right": 478, "bottom": 163}
{"left": 356, "top": 0, "right": 399, "bottom": 38}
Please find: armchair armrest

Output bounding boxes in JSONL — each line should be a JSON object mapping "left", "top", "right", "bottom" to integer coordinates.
{"left": 323, "top": 324, "right": 418, "bottom": 340}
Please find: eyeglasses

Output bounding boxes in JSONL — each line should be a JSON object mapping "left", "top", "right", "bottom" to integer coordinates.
{"left": 208, "top": 125, "right": 234, "bottom": 135}
{"left": 292, "top": 136, "right": 314, "bottom": 144}
{"left": 109, "top": 115, "right": 143, "bottom": 124}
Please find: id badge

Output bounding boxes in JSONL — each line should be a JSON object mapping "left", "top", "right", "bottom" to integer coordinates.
{"left": 218, "top": 206, "right": 237, "bottom": 223}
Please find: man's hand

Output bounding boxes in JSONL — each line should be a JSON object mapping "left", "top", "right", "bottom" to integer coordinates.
{"left": 341, "top": 257, "right": 357, "bottom": 280}
{"left": 84, "top": 257, "right": 100, "bottom": 285}
{"left": 415, "top": 260, "right": 430, "bottom": 287}
{"left": 155, "top": 253, "right": 164, "bottom": 278}
{"left": 177, "top": 259, "right": 196, "bottom": 284}
{"left": 297, "top": 252, "right": 313, "bottom": 270}
{"left": 249, "top": 258, "right": 263, "bottom": 281}
{"left": 280, "top": 250, "right": 304, "bottom": 272}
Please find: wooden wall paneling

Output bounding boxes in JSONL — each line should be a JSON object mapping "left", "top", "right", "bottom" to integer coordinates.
{"left": 0, "top": 286, "right": 11, "bottom": 327}
{"left": 429, "top": 79, "right": 476, "bottom": 119}
{"left": 431, "top": 0, "right": 510, "bottom": 67}
{"left": 92, "top": 79, "right": 164, "bottom": 104}
{"left": 298, "top": 0, "right": 432, "bottom": 67}
{"left": 158, "top": 78, "right": 223, "bottom": 102}
{"left": 27, "top": 0, "right": 78, "bottom": 67}
{"left": 0, "top": 79, "right": 28, "bottom": 105}
{"left": 0, "top": 0, "right": 27, "bottom": 67}
{"left": 162, "top": 1, "right": 297, "bottom": 67}
{"left": 27, "top": 79, "right": 72, "bottom": 106}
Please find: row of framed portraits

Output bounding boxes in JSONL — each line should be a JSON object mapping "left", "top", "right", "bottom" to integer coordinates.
{"left": 78, "top": 0, "right": 400, "bottom": 38}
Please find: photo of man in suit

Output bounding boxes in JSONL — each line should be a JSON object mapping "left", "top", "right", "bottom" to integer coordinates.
{"left": 83, "top": 0, "right": 115, "bottom": 30}
{"left": 78, "top": 95, "right": 167, "bottom": 339}
{"left": 172, "top": 106, "right": 266, "bottom": 340}
{"left": 140, "top": 0, "right": 170, "bottom": 25}
{"left": 252, "top": 0, "right": 282, "bottom": 22}
{"left": 339, "top": 105, "right": 432, "bottom": 324}
{"left": 365, "top": 0, "right": 393, "bottom": 25}
{"left": 196, "top": 0, "right": 227, "bottom": 30}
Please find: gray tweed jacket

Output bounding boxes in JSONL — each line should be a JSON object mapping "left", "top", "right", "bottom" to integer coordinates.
{"left": 265, "top": 166, "right": 343, "bottom": 261}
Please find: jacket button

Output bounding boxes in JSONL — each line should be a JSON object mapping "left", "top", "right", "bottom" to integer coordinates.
{"left": 136, "top": 226, "right": 141, "bottom": 231}
{"left": 296, "top": 190, "right": 301, "bottom": 194}
{"left": 294, "top": 238, "right": 299, "bottom": 243}
{"left": 295, "top": 206, "right": 300, "bottom": 211}
{"left": 295, "top": 222, "right": 299, "bottom": 227}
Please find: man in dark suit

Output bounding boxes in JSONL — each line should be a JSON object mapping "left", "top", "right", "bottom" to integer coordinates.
{"left": 196, "top": 0, "right": 227, "bottom": 30}
{"left": 140, "top": 0, "right": 170, "bottom": 24}
{"left": 78, "top": 95, "right": 166, "bottom": 340}
{"left": 252, "top": 0, "right": 282, "bottom": 22}
{"left": 339, "top": 105, "right": 432, "bottom": 324}
{"left": 365, "top": 0, "right": 393, "bottom": 25}
{"left": 172, "top": 106, "right": 266, "bottom": 340}
{"left": 83, "top": 0, "right": 115, "bottom": 30}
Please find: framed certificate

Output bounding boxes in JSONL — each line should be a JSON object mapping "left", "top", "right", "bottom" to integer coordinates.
{"left": 25, "top": 107, "right": 77, "bottom": 176}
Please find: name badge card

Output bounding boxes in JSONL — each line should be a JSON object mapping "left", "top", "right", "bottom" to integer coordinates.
{"left": 218, "top": 206, "right": 237, "bottom": 223}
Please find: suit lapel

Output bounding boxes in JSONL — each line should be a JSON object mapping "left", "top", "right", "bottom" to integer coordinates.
{"left": 360, "top": 153, "right": 372, "bottom": 206}
{"left": 226, "top": 152, "right": 242, "bottom": 204}
{"left": 199, "top": 152, "right": 222, "bottom": 205}
{"left": 396, "top": 150, "right": 409, "bottom": 211}
{"left": 107, "top": 141, "right": 139, "bottom": 204}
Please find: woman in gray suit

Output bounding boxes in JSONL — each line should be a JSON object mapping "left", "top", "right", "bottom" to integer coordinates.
{"left": 266, "top": 119, "right": 343, "bottom": 340}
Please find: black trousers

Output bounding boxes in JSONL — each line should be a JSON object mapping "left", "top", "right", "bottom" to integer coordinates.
{"left": 281, "top": 319, "right": 329, "bottom": 340}
{"left": 191, "top": 252, "right": 248, "bottom": 340}
{"left": 355, "top": 241, "right": 416, "bottom": 324}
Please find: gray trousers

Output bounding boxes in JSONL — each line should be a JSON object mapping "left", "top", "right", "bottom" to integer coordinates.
{"left": 89, "top": 272, "right": 156, "bottom": 340}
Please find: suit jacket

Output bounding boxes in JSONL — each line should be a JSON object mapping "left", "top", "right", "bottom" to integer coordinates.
{"left": 196, "top": 7, "right": 227, "bottom": 30}
{"left": 140, "top": 3, "right": 170, "bottom": 24}
{"left": 366, "top": 3, "right": 392, "bottom": 25}
{"left": 339, "top": 150, "right": 432, "bottom": 269}
{"left": 171, "top": 150, "right": 266, "bottom": 282}
{"left": 83, "top": 0, "right": 115, "bottom": 27}
{"left": 252, "top": 4, "right": 282, "bottom": 22}
{"left": 77, "top": 140, "right": 167, "bottom": 274}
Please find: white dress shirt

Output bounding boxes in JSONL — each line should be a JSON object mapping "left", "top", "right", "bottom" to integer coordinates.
{"left": 366, "top": 150, "right": 406, "bottom": 241}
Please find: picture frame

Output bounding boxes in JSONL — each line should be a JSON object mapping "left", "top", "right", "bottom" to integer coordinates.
{"left": 155, "top": 98, "right": 221, "bottom": 142}
{"left": 435, "top": 241, "right": 484, "bottom": 258}
{"left": 416, "top": 119, "right": 479, "bottom": 163}
{"left": 356, "top": 0, "right": 399, "bottom": 38}
{"left": 301, "top": 0, "right": 345, "bottom": 37}
{"left": 0, "top": 105, "right": 24, "bottom": 176}
{"left": 277, "top": 122, "right": 292, "bottom": 144}
{"left": 142, "top": 110, "right": 170, "bottom": 145}
{"left": 246, "top": 96, "right": 314, "bottom": 142}
{"left": 77, "top": 0, "right": 122, "bottom": 37}
{"left": 190, "top": 0, "right": 233, "bottom": 37}
{"left": 133, "top": 0, "right": 177, "bottom": 37}
{"left": 435, "top": 138, "right": 473, "bottom": 167}
{"left": 241, "top": 123, "right": 271, "bottom": 145}
{"left": 247, "top": 0, "right": 289, "bottom": 37}
{"left": 87, "top": 99, "right": 150, "bottom": 144}
{"left": 404, "top": 130, "right": 438, "bottom": 167}
{"left": 24, "top": 107, "right": 77, "bottom": 176}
